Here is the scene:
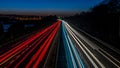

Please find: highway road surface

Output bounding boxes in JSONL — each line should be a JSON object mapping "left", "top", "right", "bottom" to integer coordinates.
{"left": 0, "top": 20, "right": 120, "bottom": 68}
{"left": 62, "top": 20, "right": 120, "bottom": 68}
{"left": 0, "top": 20, "right": 61, "bottom": 68}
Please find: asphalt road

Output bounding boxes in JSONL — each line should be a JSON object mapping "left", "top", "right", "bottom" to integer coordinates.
{"left": 0, "top": 20, "right": 61, "bottom": 68}
{"left": 62, "top": 20, "right": 120, "bottom": 68}
{"left": 0, "top": 20, "right": 120, "bottom": 68}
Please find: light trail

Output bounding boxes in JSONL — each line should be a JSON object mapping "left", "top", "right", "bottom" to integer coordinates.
{"left": 67, "top": 30, "right": 85, "bottom": 68}
{"left": 0, "top": 24, "right": 56, "bottom": 66}
{"left": 64, "top": 20, "right": 120, "bottom": 68}
{"left": 98, "top": 50, "right": 120, "bottom": 68}
{"left": 0, "top": 20, "right": 60, "bottom": 67}
{"left": 63, "top": 20, "right": 105, "bottom": 68}
{"left": 33, "top": 22, "right": 61, "bottom": 68}
{"left": 25, "top": 21, "right": 61, "bottom": 68}
{"left": 1, "top": 19, "right": 119, "bottom": 68}
{"left": 62, "top": 21, "right": 85, "bottom": 68}
{"left": 10, "top": 24, "right": 55, "bottom": 68}
{"left": 0, "top": 22, "right": 56, "bottom": 61}
{"left": 62, "top": 22, "right": 77, "bottom": 68}
{"left": 65, "top": 24, "right": 98, "bottom": 68}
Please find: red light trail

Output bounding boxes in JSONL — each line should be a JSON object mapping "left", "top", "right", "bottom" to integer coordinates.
{"left": 0, "top": 20, "right": 61, "bottom": 68}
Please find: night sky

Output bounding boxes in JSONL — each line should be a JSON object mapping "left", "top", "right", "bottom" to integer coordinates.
{"left": 0, "top": 0, "right": 103, "bottom": 15}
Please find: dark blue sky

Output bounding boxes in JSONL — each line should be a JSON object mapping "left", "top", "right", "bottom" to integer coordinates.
{"left": 0, "top": 0, "right": 103, "bottom": 14}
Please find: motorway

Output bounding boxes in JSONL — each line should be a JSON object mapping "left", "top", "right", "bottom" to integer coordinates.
{"left": 0, "top": 20, "right": 120, "bottom": 68}
{"left": 0, "top": 20, "right": 61, "bottom": 68}
{"left": 62, "top": 20, "right": 120, "bottom": 68}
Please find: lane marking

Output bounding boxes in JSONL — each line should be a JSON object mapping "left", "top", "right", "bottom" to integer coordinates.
{"left": 64, "top": 20, "right": 120, "bottom": 67}
{"left": 98, "top": 50, "right": 120, "bottom": 68}
{"left": 67, "top": 29, "right": 85, "bottom": 68}
{"left": 62, "top": 22, "right": 77, "bottom": 68}
{"left": 64, "top": 21, "right": 105, "bottom": 68}
{"left": 64, "top": 23, "right": 98, "bottom": 68}
{"left": 100, "top": 48, "right": 120, "bottom": 64}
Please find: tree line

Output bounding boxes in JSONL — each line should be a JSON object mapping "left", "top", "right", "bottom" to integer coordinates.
{"left": 64, "top": 0, "right": 119, "bottom": 48}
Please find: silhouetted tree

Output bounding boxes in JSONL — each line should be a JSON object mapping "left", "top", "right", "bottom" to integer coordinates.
{"left": 64, "top": 0, "right": 119, "bottom": 47}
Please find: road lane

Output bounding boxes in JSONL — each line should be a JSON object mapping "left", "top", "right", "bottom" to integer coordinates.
{"left": 32, "top": 20, "right": 61, "bottom": 68}
{"left": 0, "top": 22, "right": 57, "bottom": 66}
{"left": 0, "top": 20, "right": 61, "bottom": 68}
{"left": 64, "top": 22, "right": 105, "bottom": 68}
{"left": 56, "top": 25, "right": 67, "bottom": 68}
{"left": 43, "top": 22, "right": 61, "bottom": 68}
{"left": 12, "top": 25, "right": 55, "bottom": 68}
{"left": 62, "top": 20, "right": 120, "bottom": 68}
{"left": 0, "top": 19, "right": 119, "bottom": 68}
{"left": 62, "top": 21, "right": 85, "bottom": 68}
